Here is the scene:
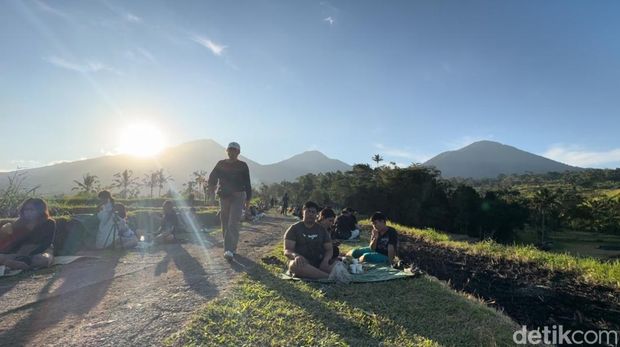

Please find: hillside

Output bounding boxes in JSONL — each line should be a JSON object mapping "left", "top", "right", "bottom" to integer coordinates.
{"left": 0, "top": 140, "right": 351, "bottom": 195}
{"left": 424, "top": 140, "right": 582, "bottom": 178}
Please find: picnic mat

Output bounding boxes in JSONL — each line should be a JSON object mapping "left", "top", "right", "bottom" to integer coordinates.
{"left": 280, "top": 264, "right": 419, "bottom": 283}
{"left": 0, "top": 255, "right": 98, "bottom": 278}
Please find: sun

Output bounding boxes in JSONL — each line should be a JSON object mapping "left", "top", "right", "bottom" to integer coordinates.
{"left": 118, "top": 122, "right": 167, "bottom": 157}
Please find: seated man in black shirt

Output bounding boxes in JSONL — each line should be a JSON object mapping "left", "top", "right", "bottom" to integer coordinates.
{"left": 284, "top": 201, "right": 336, "bottom": 279}
{"left": 348, "top": 211, "right": 397, "bottom": 264}
{"left": 333, "top": 207, "right": 360, "bottom": 240}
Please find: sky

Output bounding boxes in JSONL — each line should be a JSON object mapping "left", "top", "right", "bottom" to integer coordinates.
{"left": 1, "top": 0, "right": 620, "bottom": 171}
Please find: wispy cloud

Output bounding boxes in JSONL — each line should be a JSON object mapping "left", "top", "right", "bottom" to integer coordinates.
{"left": 373, "top": 143, "right": 431, "bottom": 163}
{"left": 34, "top": 0, "right": 69, "bottom": 18}
{"left": 125, "top": 47, "right": 157, "bottom": 64}
{"left": 192, "top": 35, "right": 226, "bottom": 56}
{"left": 44, "top": 56, "right": 121, "bottom": 74}
{"left": 543, "top": 144, "right": 620, "bottom": 168}
{"left": 324, "top": 16, "right": 335, "bottom": 25}
{"left": 124, "top": 12, "right": 142, "bottom": 23}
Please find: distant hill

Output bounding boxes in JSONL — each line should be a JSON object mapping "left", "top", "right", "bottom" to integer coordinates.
{"left": 0, "top": 139, "right": 351, "bottom": 195}
{"left": 423, "top": 140, "right": 582, "bottom": 179}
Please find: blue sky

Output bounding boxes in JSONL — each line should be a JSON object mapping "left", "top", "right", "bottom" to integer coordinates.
{"left": 1, "top": 0, "right": 620, "bottom": 171}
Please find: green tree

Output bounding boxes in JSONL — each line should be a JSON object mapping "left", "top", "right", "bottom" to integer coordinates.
{"left": 113, "top": 169, "right": 139, "bottom": 199}
{"left": 142, "top": 171, "right": 158, "bottom": 198}
{"left": 371, "top": 154, "right": 384, "bottom": 167}
{"left": 154, "top": 169, "right": 173, "bottom": 197}
{"left": 72, "top": 173, "right": 99, "bottom": 195}
{"left": 531, "top": 188, "right": 559, "bottom": 243}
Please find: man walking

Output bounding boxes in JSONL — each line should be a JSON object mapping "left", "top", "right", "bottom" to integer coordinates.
{"left": 207, "top": 142, "right": 252, "bottom": 260}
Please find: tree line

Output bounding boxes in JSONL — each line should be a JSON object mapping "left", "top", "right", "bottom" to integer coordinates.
{"left": 255, "top": 163, "right": 620, "bottom": 243}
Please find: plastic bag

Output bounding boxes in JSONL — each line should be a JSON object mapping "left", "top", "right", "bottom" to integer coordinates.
{"left": 328, "top": 261, "right": 352, "bottom": 284}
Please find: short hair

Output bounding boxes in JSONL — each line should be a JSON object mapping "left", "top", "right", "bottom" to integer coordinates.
{"left": 98, "top": 190, "right": 112, "bottom": 200}
{"left": 18, "top": 198, "right": 50, "bottom": 222}
{"left": 319, "top": 207, "right": 335, "bottom": 220}
{"left": 303, "top": 201, "right": 319, "bottom": 211}
{"left": 342, "top": 207, "right": 355, "bottom": 213}
{"left": 162, "top": 200, "right": 174, "bottom": 210}
{"left": 114, "top": 203, "right": 127, "bottom": 219}
{"left": 370, "top": 211, "right": 387, "bottom": 222}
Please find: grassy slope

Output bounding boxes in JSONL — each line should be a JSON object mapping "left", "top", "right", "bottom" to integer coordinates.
{"left": 387, "top": 222, "right": 620, "bottom": 289}
{"left": 167, "top": 246, "right": 520, "bottom": 346}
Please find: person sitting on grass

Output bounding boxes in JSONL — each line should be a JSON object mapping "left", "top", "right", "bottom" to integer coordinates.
{"left": 333, "top": 207, "right": 360, "bottom": 240}
{"left": 155, "top": 200, "right": 180, "bottom": 243}
{"left": 348, "top": 212, "right": 397, "bottom": 264}
{"left": 284, "top": 201, "right": 337, "bottom": 279}
{"left": 0, "top": 198, "right": 55, "bottom": 270}
{"left": 95, "top": 190, "right": 118, "bottom": 249}
{"left": 113, "top": 204, "right": 138, "bottom": 249}
{"left": 317, "top": 207, "right": 342, "bottom": 262}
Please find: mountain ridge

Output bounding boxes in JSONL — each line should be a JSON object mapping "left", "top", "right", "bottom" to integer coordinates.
{"left": 423, "top": 140, "right": 582, "bottom": 179}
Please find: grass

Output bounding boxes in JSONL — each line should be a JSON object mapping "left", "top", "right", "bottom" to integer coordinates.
{"left": 379, "top": 221, "right": 620, "bottom": 289}
{"left": 166, "top": 247, "right": 521, "bottom": 347}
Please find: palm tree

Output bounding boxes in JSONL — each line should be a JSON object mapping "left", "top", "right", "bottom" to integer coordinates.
{"left": 72, "top": 173, "right": 99, "bottom": 195}
{"left": 371, "top": 154, "right": 384, "bottom": 167}
{"left": 193, "top": 170, "right": 208, "bottom": 200}
{"left": 531, "top": 188, "right": 559, "bottom": 244}
{"left": 183, "top": 180, "right": 196, "bottom": 196}
{"left": 113, "top": 169, "right": 139, "bottom": 199}
{"left": 142, "top": 171, "right": 158, "bottom": 198}
{"left": 155, "top": 169, "right": 173, "bottom": 197}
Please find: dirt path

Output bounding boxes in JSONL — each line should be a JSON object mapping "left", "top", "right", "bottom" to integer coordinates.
{"left": 0, "top": 215, "right": 293, "bottom": 347}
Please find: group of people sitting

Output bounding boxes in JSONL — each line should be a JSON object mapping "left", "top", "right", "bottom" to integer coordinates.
{"left": 0, "top": 192, "right": 187, "bottom": 271}
{"left": 283, "top": 201, "right": 398, "bottom": 279}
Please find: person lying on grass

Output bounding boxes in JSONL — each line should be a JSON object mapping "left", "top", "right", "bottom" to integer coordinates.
{"left": 347, "top": 211, "right": 397, "bottom": 264}
{"left": 0, "top": 198, "right": 55, "bottom": 270}
{"left": 284, "top": 201, "right": 340, "bottom": 279}
{"left": 155, "top": 200, "right": 180, "bottom": 243}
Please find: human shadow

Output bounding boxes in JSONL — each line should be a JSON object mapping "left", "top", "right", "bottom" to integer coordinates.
{"left": 0, "top": 253, "right": 121, "bottom": 346}
{"left": 227, "top": 254, "right": 387, "bottom": 346}
{"left": 153, "top": 232, "right": 220, "bottom": 299}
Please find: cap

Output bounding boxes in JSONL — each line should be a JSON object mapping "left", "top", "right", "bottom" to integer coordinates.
{"left": 227, "top": 142, "right": 241, "bottom": 150}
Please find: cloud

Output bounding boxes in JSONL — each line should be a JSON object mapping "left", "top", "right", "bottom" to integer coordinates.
{"left": 125, "top": 47, "right": 157, "bottom": 64}
{"left": 192, "top": 35, "right": 226, "bottom": 56}
{"left": 34, "top": 0, "right": 69, "bottom": 18}
{"left": 373, "top": 143, "right": 431, "bottom": 163}
{"left": 543, "top": 145, "right": 620, "bottom": 168}
{"left": 44, "top": 56, "right": 121, "bottom": 74}
{"left": 9, "top": 159, "right": 43, "bottom": 169}
{"left": 324, "top": 16, "right": 335, "bottom": 25}
{"left": 124, "top": 12, "right": 142, "bottom": 23}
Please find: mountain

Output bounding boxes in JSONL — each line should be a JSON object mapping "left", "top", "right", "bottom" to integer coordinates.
{"left": 423, "top": 140, "right": 582, "bottom": 179}
{"left": 0, "top": 140, "right": 352, "bottom": 195}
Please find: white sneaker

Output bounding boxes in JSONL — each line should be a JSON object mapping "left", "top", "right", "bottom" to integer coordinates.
{"left": 224, "top": 250, "right": 234, "bottom": 260}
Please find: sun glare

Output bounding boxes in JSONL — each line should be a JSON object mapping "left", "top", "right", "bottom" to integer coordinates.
{"left": 118, "top": 122, "right": 167, "bottom": 157}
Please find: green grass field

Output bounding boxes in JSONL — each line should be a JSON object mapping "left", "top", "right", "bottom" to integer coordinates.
{"left": 166, "top": 245, "right": 521, "bottom": 347}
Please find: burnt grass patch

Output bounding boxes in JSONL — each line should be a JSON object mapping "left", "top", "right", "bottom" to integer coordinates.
{"left": 398, "top": 234, "right": 620, "bottom": 333}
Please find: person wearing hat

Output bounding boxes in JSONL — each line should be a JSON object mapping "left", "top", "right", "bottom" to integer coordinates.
{"left": 207, "top": 142, "right": 252, "bottom": 260}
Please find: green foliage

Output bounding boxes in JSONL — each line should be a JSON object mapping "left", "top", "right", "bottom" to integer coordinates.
{"left": 0, "top": 171, "right": 40, "bottom": 218}
{"left": 263, "top": 165, "right": 528, "bottom": 243}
